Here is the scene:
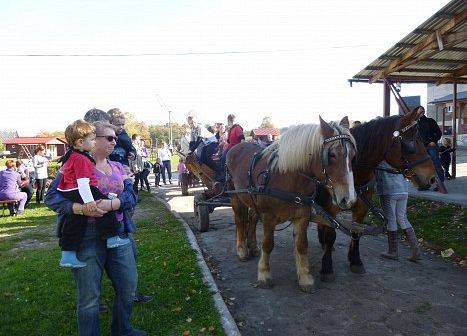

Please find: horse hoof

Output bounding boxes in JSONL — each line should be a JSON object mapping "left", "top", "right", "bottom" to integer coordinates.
{"left": 258, "top": 279, "right": 273, "bottom": 289}
{"left": 299, "top": 283, "right": 315, "bottom": 294}
{"left": 237, "top": 247, "right": 249, "bottom": 262}
{"left": 350, "top": 264, "right": 366, "bottom": 274}
{"left": 320, "top": 273, "right": 336, "bottom": 283}
{"left": 249, "top": 247, "right": 260, "bottom": 258}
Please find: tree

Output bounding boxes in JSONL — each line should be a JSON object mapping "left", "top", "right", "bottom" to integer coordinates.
{"left": 36, "top": 130, "right": 65, "bottom": 137}
{"left": 148, "top": 122, "right": 188, "bottom": 148}
{"left": 260, "top": 116, "right": 275, "bottom": 129}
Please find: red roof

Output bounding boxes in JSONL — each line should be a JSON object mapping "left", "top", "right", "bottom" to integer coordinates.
{"left": 251, "top": 128, "right": 280, "bottom": 136}
{"left": 4, "top": 137, "right": 67, "bottom": 145}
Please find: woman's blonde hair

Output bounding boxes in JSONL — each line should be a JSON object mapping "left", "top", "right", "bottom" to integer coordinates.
{"left": 93, "top": 121, "right": 117, "bottom": 135}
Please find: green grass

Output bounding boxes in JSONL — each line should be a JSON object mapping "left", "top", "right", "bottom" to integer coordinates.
{"left": 0, "top": 193, "right": 224, "bottom": 336}
{"left": 367, "top": 197, "right": 467, "bottom": 258}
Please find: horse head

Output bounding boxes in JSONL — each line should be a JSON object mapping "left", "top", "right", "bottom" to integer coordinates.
{"left": 319, "top": 116, "right": 357, "bottom": 210}
{"left": 384, "top": 109, "right": 436, "bottom": 189}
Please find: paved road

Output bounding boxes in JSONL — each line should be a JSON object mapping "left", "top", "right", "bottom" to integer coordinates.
{"left": 153, "top": 177, "right": 466, "bottom": 336}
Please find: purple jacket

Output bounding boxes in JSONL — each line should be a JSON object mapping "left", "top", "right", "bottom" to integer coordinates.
{"left": 0, "top": 168, "right": 21, "bottom": 194}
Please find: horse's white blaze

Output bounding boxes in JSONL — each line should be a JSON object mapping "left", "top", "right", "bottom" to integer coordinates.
{"left": 345, "top": 142, "right": 357, "bottom": 204}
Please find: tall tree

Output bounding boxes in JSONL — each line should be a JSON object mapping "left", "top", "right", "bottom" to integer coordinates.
{"left": 260, "top": 116, "right": 275, "bottom": 129}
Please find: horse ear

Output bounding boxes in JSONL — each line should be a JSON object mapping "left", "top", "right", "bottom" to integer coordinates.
{"left": 339, "top": 116, "right": 350, "bottom": 129}
{"left": 319, "top": 116, "right": 334, "bottom": 138}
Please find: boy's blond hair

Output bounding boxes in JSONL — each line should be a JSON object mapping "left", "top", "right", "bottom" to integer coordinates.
{"left": 65, "top": 119, "right": 95, "bottom": 147}
{"left": 443, "top": 137, "right": 452, "bottom": 146}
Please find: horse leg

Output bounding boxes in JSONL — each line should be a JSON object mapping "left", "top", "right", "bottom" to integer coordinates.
{"left": 293, "top": 218, "right": 314, "bottom": 293}
{"left": 348, "top": 200, "right": 368, "bottom": 274}
{"left": 319, "top": 225, "right": 336, "bottom": 282}
{"left": 317, "top": 225, "right": 325, "bottom": 250}
{"left": 231, "top": 195, "right": 249, "bottom": 261}
{"left": 247, "top": 208, "right": 260, "bottom": 257}
{"left": 258, "top": 215, "right": 275, "bottom": 288}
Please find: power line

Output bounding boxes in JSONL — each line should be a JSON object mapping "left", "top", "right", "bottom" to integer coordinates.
{"left": 0, "top": 44, "right": 373, "bottom": 57}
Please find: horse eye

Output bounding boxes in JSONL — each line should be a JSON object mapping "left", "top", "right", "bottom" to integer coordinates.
{"left": 329, "top": 152, "right": 336, "bottom": 159}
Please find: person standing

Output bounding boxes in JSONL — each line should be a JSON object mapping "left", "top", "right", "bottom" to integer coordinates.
{"left": 439, "top": 137, "right": 455, "bottom": 180}
{"left": 376, "top": 161, "right": 421, "bottom": 262}
{"left": 33, "top": 145, "right": 49, "bottom": 204}
{"left": 416, "top": 106, "right": 444, "bottom": 190}
{"left": 157, "top": 142, "right": 172, "bottom": 184}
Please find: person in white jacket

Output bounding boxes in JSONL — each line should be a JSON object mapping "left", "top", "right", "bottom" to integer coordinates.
{"left": 33, "top": 145, "right": 49, "bottom": 204}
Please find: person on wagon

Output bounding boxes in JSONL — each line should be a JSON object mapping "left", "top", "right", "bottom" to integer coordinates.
{"left": 218, "top": 114, "right": 244, "bottom": 183}
{"left": 57, "top": 119, "right": 129, "bottom": 268}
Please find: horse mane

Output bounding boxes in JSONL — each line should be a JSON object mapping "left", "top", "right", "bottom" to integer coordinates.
{"left": 263, "top": 122, "right": 355, "bottom": 174}
{"left": 351, "top": 115, "right": 400, "bottom": 163}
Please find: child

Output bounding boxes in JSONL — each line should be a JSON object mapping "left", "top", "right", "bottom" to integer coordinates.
{"left": 375, "top": 160, "right": 421, "bottom": 262}
{"left": 153, "top": 161, "right": 161, "bottom": 187}
{"left": 177, "top": 158, "right": 188, "bottom": 186}
{"left": 439, "top": 137, "right": 455, "bottom": 180}
{"left": 57, "top": 120, "right": 129, "bottom": 268}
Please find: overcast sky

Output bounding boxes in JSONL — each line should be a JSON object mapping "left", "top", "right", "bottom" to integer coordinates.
{"left": 0, "top": 0, "right": 450, "bottom": 135}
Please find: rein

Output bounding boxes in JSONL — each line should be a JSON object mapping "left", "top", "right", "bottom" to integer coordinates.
{"left": 240, "top": 133, "right": 369, "bottom": 238}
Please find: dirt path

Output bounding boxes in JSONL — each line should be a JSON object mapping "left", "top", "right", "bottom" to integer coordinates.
{"left": 153, "top": 178, "right": 466, "bottom": 336}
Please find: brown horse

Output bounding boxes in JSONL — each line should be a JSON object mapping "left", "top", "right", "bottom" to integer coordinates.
{"left": 315, "top": 108, "right": 436, "bottom": 281}
{"left": 226, "top": 116, "right": 356, "bottom": 293}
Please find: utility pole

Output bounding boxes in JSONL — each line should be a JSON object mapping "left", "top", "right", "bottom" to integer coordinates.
{"left": 156, "top": 94, "right": 173, "bottom": 147}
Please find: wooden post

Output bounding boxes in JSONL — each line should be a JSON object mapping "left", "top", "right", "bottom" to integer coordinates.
{"left": 383, "top": 82, "right": 390, "bottom": 117}
{"left": 441, "top": 105, "right": 445, "bottom": 135}
{"left": 452, "top": 82, "right": 457, "bottom": 179}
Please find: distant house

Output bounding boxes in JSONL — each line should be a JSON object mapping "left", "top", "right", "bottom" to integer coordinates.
{"left": 4, "top": 137, "right": 67, "bottom": 159}
{"left": 250, "top": 128, "right": 281, "bottom": 142}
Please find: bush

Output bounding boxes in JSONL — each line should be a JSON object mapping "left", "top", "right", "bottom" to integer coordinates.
{"left": 48, "top": 162, "right": 61, "bottom": 178}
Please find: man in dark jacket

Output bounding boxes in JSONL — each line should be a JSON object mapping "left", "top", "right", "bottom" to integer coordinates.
{"left": 416, "top": 106, "right": 444, "bottom": 187}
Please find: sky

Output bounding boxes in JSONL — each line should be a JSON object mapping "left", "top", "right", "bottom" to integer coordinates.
{"left": 0, "top": 0, "right": 451, "bottom": 135}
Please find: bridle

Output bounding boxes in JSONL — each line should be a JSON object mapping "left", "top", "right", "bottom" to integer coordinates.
{"left": 318, "top": 130, "right": 355, "bottom": 190}
{"left": 381, "top": 117, "right": 431, "bottom": 177}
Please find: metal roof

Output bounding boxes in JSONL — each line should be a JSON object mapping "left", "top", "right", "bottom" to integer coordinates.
{"left": 250, "top": 129, "right": 281, "bottom": 136}
{"left": 351, "top": 0, "right": 467, "bottom": 84}
{"left": 4, "top": 137, "right": 67, "bottom": 145}
{"left": 428, "top": 90, "right": 467, "bottom": 103}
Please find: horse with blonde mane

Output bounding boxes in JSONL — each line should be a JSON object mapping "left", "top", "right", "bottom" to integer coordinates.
{"left": 226, "top": 116, "right": 356, "bottom": 293}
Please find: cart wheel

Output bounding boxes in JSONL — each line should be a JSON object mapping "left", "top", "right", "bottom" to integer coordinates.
{"left": 193, "top": 194, "right": 201, "bottom": 217}
{"left": 181, "top": 174, "right": 189, "bottom": 196}
{"left": 197, "top": 203, "right": 210, "bottom": 232}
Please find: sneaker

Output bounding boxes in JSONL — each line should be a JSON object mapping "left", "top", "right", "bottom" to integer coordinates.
{"left": 107, "top": 236, "right": 131, "bottom": 249}
{"left": 60, "top": 251, "right": 87, "bottom": 268}
{"left": 169, "top": 180, "right": 172, "bottom": 184}
{"left": 134, "top": 293, "right": 153, "bottom": 303}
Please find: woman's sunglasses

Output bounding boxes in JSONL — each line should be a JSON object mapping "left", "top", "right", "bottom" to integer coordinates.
{"left": 96, "top": 135, "right": 118, "bottom": 142}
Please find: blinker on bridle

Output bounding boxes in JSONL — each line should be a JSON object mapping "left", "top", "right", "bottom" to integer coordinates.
{"left": 389, "top": 120, "right": 430, "bottom": 177}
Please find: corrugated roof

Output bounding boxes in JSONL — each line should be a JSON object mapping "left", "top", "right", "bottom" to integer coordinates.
{"left": 251, "top": 129, "right": 280, "bottom": 136}
{"left": 352, "top": 0, "right": 467, "bottom": 84}
{"left": 4, "top": 137, "right": 66, "bottom": 145}
{"left": 428, "top": 90, "right": 467, "bottom": 103}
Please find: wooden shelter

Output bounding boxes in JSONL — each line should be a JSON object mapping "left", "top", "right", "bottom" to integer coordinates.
{"left": 349, "top": 0, "right": 466, "bottom": 178}
{"left": 4, "top": 137, "right": 67, "bottom": 159}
